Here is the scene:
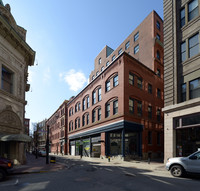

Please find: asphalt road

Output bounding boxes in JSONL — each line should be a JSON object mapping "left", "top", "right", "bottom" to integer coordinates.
{"left": 1, "top": 157, "right": 200, "bottom": 191}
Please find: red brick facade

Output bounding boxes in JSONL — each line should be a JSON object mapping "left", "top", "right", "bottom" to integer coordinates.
{"left": 46, "top": 100, "right": 68, "bottom": 155}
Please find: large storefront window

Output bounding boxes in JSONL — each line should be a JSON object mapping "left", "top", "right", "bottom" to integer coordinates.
{"left": 176, "top": 127, "right": 200, "bottom": 157}
{"left": 110, "top": 133, "right": 122, "bottom": 155}
{"left": 125, "top": 133, "right": 139, "bottom": 156}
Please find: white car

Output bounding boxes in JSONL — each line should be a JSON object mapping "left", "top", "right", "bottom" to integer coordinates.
{"left": 166, "top": 151, "right": 200, "bottom": 177}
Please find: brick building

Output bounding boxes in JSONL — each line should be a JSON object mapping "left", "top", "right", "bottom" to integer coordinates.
{"left": 163, "top": 0, "right": 200, "bottom": 162}
{"left": 46, "top": 100, "right": 68, "bottom": 155}
{"left": 67, "top": 10, "right": 164, "bottom": 160}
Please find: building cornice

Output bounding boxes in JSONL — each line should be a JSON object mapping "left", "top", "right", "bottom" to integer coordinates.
{"left": 162, "top": 98, "right": 200, "bottom": 113}
{"left": 0, "top": 15, "right": 35, "bottom": 66}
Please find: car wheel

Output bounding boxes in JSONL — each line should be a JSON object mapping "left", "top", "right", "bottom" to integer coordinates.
{"left": 170, "top": 165, "right": 184, "bottom": 177}
{"left": 0, "top": 169, "right": 6, "bottom": 181}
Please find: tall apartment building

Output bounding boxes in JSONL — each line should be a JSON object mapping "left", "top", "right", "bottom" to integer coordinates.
{"left": 163, "top": 0, "right": 200, "bottom": 162}
{"left": 67, "top": 11, "right": 164, "bottom": 160}
{"left": 0, "top": 2, "right": 35, "bottom": 164}
{"left": 37, "top": 119, "right": 47, "bottom": 151}
{"left": 90, "top": 10, "right": 163, "bottom": 83}
{"left": 46, "top": 100, "right": 68, "bottom": 155}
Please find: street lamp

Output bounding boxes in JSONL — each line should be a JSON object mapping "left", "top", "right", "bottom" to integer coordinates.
{"left": 46, "top": 125, "right": 49, "bottom": 164}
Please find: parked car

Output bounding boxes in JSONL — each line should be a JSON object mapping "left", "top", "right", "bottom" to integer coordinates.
{"left": 166, "top": 151, "right": 200, "bottom": 177}
{"left": 0, "top": 156, "right": 13, "bottom": 181}
{"left": 38, "top": 150, "right": 46, "bottom": 157}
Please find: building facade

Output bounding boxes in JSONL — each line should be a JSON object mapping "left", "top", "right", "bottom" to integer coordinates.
{"left": 67, "top": 10, "right": 164, "bottom": 160}
{"left": 163, "top": 0, "right": 200, "bottom": 162}
{"left": 37, "top": 119, "right": 47, "bottom": 151}
{"left": 0, "top": 2, "right": 35, "bottom": 164}
{"left": 46, "top": 100, "right": 68, "bottom": 155}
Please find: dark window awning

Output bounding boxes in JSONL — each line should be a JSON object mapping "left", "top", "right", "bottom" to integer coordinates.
{"left": 0, "top": 134, "right": 32, "bottom": 142}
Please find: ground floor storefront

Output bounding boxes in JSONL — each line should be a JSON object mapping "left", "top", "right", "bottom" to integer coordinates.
{"left": 163, "top": 99, "right": 200, "bottom": 162}
{"left": 68, "top": 120, "right": 162, "bottom": 160}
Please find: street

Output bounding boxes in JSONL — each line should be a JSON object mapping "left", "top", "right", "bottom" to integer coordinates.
{"left": 1, "top": 157, "right": 200, "bottom": 191}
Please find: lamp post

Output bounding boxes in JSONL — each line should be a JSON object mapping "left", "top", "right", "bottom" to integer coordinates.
{"left": 46, "top": 125, "right": 49, "bottom": 164}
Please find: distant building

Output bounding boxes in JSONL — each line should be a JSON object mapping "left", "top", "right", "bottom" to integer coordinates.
{"left": 37, "top": 119, "right": 47, "bottom": 151}
{"left": 163, "top": 0, "right": 200, "bottom": 162}
{"left": 0, "top": 2, "right": 35, "bottom": 164}
{"left": 67, "top": 11, "right": 164, "bottom": 160}
{"left": 46, "top": 100, "right": 68, "bottom": 155}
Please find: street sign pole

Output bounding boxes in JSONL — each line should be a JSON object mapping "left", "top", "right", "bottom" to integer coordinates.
{"left": 46, "top": 125, "right": 49, "bottom": 164}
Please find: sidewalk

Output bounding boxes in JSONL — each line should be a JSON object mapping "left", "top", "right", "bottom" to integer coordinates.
{"left": 52, "top": 154, "right": 166, "bottom": 172}
{"left": 12, "top": 153, "right": 65, "bottom": 175}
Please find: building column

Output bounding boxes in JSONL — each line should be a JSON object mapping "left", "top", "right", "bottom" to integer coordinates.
{"left": 101, "top": 132, "right": 106, "bottom": 157}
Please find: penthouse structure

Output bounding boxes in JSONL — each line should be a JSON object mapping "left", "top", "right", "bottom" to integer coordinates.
{"left": 67, "top": 10, "right": 164, "bottom": 160}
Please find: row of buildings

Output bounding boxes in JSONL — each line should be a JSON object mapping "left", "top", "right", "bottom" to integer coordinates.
{"left": 43, "top": 10, "right": 165, "bottom": 160}
{"left": 44, "top": 0, "right": 200, "bottom": 162}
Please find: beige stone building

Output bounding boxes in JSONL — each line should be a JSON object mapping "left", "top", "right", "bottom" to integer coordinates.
{"left": 0, "top": 2, "right": 35, "bottom": 164}
{"left": 163, "top": 0, "right": 200, "bottom": 162}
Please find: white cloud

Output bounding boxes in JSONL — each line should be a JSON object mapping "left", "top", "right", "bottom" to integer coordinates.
{"left": 60, "top": 69, "right": 87, "bottom": 92}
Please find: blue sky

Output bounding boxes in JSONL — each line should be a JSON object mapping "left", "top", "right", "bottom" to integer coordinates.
{"left": 4, "top": 0, "right": 163, "bottom": 128}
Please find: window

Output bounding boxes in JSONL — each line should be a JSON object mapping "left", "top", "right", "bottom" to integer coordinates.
{"left": 105, "top": 103, "right": 110, "bottom": 118}
{"left": 157, "top": 88, "right": 161, "bottom": 99}
{"left": 92, "top": 91, "right": 96, "bottom": 105}
{"left": 92, "top": 75, "right": 95, "bottom": 80}
{"left": 78, "top": 102, "right": 81, "bottom": 111}
{"left": 82, "top": 115, "right": 85, "bottom": 126}
{"left": 75, "top": 104, "right": 78, "bottom": 112}
{"left": 189, "top": 78, "right": 200, "bottom": 99}
{"left": 106, "top": 80, "right": 110, "bottom": 92}
{"left": 188, "top": 0, "right": 198, "bottom": 22}
{"left": 83, "top": 98, "right": 86, "bottom": 111}
{"left": 137, "top": 77, "right": 143, "bottom": 89}
{"left": 99, "top": 58, "right": 101, "bottom": 64}
{"left": 86, "top": 114, "right": 89, "bottom": 125}
{"left": 181, "top": 41, "right": 186, "bottom": 62}
{"left": 157, "top": 108, "right": 161, "bottom": 122}
{"left": 137, "top": 100, "right": 142, "bottom": 117}
{"left": 134, "top": 44, "right": 139, "bottom": 54}
{"left": 148, "top": 131, "right": 152, "bottom": 144}
{"left": 156, "top": 33, "right": 160, "bottom": 40}
{"left": 98, "top": 108, "right": 101, "bottom": 121}
{"left": 96, "top": 71, "right": 99, "bottom": 76}
{"left": 129, "top": 98, "right": 134, "bottom": 113}
{"left": 181, "top": 83, "right": 186, "bottom": 102}
{"left": 106, "top": 61, "right": 109, "bottom": 66}
{"left": 156, "top": 21, "right": 160, "bottom": 30}
{"left": 148, "top": 84, "right": 152, "bottom": 94}
{"left": 148, "top": 106, "right": 152, "bottom": 119}
{"left": 75, "top": 118, "right": 78, "bottom": 129}
{"left": 134, "top": 32, "right": 139, "bottom": 41}
{"left": 181, "top": 8, "right": 185, "bottom": 27}
{"left": 113, "top": 75, "right": 118, "bottom": 87}
{"left": 129, "top": 73, "right": 134, "bottom": 85}
{"left": 118, "top": 48, "right": 123, "bottom": 55}
{"left": 125, "top": 41, "right": 130, "bottom": 50}
{"left": 78, "top": 118, "right": 80, "bottom": 128}
{"left": 92, "top": 110, "right": 96, "bottom": 123}
{"left": 1, "top": 66, "right": 13, "bottom": 94}
{"left": 156, "top": 51, "right": 160, "bottom": 60}
{"left": 101, "top": 66, "right": 104, "bottom": 71}
{"left": 112, "top": 55, "right": 115, "bottom": 61}
{"left": 87, "top": 96, "right": 89, "bottom": 108}
{"left": 189, "top": 33, "right": 199, "bottom": 58}
{"left": 113, "top": 100, "right": 118, "bottom": 115}
{"left": 98, "top": 88, "right": 101, "bottom": 101}
{"left": 157, "top": 69, "right": 161, "bottom": 77}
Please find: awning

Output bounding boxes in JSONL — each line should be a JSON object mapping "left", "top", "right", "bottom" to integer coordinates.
{"left": 0, "top": 134, "right": 32, "bottom": 142}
